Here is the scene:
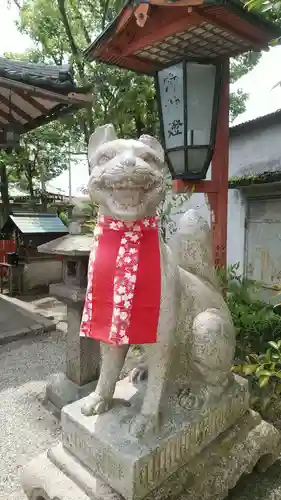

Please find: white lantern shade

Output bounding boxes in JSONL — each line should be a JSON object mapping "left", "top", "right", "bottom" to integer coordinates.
{"left": 156, "top": 61, "right": 222, "bottom": 179}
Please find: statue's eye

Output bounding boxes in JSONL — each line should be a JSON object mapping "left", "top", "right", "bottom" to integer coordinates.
{"left": 141, "top": 153, "right": 156, "bottom": 164}
{"left": 98, "top": 155, "right": 110, "bottom": 165}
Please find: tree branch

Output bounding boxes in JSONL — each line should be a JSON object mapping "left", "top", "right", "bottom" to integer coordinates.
{"left": 101, "top": 0, "right": 111, "bottom": 30}
{"left": 69, "top": 0, "right": 92, "bottom": 45}
{"left": 56, "top": 0, "right": 85, "bottom": 80}
{"left": 11, "top": 0, "right": 22, "bottom": 9}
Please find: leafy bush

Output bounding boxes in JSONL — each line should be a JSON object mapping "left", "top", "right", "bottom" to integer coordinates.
{"left": 234, "top": 341, "right": 281, "bottom": 390}
{"left": 220, "top": 264, "right": 281, "bottom": 422}
{"left": 233, "top": 341, "right": 281, "bottom": 420}
{"left": 58, "top": 210, "right": 69, "bottom": 227}
{"left": 219, "top": 264, "right": 281, "bottom": 360}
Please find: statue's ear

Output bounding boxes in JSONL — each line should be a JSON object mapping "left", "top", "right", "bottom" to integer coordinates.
{"left": 139, "top": 134, "right": 164, "bottom": 163}
{"left": 88, "top": 124, "right": 117, "bottom": 166}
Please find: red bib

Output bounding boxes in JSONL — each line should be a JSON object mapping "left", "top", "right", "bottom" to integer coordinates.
{"left": 80, "top": 215, "right": 161, "bottom": 345}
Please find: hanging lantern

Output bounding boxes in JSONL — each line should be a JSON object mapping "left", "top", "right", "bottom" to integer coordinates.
{"left": 156, "top": 61, "right": 222, "bottom": 180}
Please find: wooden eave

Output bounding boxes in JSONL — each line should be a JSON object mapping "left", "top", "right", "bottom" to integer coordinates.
{"left": 0, "top": 58, "right": 93, "bottom": 137}
{"left": 84, "top": 0, "right": 281, "bottom": 74}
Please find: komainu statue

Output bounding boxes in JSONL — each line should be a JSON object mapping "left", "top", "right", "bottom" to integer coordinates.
{"left": 21, "top": 124, "right": 281, "bottom": 500}
{"left": 79, "top": 123, "right": 235, "bottom": 438}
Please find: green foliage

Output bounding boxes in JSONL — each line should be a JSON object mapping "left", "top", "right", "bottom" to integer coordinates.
{"left": 230, "top": 52, "right": 262, "bottom": 84}
{"left": 229, "top": 52, "right": 262, "bottom": 121}
{"left": 74, "top": 199, "right": 99, "bottom": 233}
{"left": 230, "top": 284, "right": 281, "bottom": 360}
{"left": 234, "top": 341, "right": 281, "bottom": 389}
{"left": 9, "top": 0, "right": 264, "bottom": 147}
{"left": 0, "top": 121, "right": 74, "bottom": 215}
{"left": 82, "top": 201, "right": 99, "bottom": 219}
{"left": 216, "top": 261, "right": 242, "bottom": 291}
{"left": 11, "top": 123, "right": 71, "bottom": 184}
{"left": 11, "top": 0, "right": 158, "bottom": 146}
{"left": 229, "top": 88, "right": 250, "bottom": 122}
{"left": 220, "top": 264, "right": 281, "bottom": 420}
{"left": 218, "top": 264, "right": 281, "bottom": 360}
{"left": 246, "top": 0, "right": 281, "bottom": 14}
{"left": 3, "top": 0, "right": 272, "bottom": 218}
{"left": 233, "top": 341, "right": 281, "bottom": 418}
{"left": 158, "top": 176, "right": 194, "bottom": 241}
{"left": 58, "top": 210, "right": 69, "bottom": 227}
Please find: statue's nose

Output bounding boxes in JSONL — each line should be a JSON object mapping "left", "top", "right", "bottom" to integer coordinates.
{"left": 122, "top": 151, "right": 136, "bottom": 167}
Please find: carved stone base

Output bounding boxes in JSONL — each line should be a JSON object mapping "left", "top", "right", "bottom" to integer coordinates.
{"left": 60, "top": 376, "right": 249, "bottom": 500}
{"left": 46, "top": 372, "right": 98, "bottom": 412}
{"left": 22, "top": 410, "right": 281, "bottom": 500}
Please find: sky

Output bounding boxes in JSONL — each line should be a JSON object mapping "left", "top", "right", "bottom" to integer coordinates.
{"left": 1, "top": 2, "right": 281, "bottom": 195}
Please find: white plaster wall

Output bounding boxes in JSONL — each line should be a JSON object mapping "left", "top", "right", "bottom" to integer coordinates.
{"left": 227, "top": 189, "right": 247, "bottom": 274}
{"left": 229, "top": 123, "right": 281, "bottom": 177}
{"left": 168, "top": 121, "right": 281, "bottom": 273}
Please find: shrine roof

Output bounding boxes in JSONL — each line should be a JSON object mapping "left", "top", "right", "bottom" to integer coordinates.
{"left": 0, "top": 58, "right": 77, "bottom": 91}
{"left": 84, "top": 0, "right": 281, "bottom": 74}
{"left": 7, "top": 212, "right": 68, "bottom": 234}
{"left": 38, "top": 233, "right": 93, "bottom": 256}
{"left": 0, "top": 57, "right": 93, "bottom": 145}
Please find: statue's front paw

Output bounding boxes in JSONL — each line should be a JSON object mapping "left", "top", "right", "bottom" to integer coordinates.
{"left": 81, "top": 393, "right": 112, "bottom": 416}
{"left": 130, "top": 412, "right": 159, "bottom": 438}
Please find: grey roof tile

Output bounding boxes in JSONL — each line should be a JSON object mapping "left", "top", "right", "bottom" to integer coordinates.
{"left": 0, "top": 57, "right": 76, "bottom": 91}
{"left": 10, "top": 213, "right": 68, "bottom": 234}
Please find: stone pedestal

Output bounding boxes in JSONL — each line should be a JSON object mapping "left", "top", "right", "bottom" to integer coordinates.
{"left": 45, "top": 282, "right": 100, "bottom": 410}
{"left": 37, "top": 201, "right": 100, "bottom": 411}
{"left": 22, "top": 376, "right": 281, "bottom": 500}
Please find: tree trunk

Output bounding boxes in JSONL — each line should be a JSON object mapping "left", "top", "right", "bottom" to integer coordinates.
{"left": 56, "top": 0, "right": 93, "bottom": 154}
{"left": 101, "top": 0, "right": 111, "bottom": 30}
{"left": 56, "top": 0, "right": 85, "bottom": 81}
{"left": 135, "top": 116, "right": 145, "bottom": 137}
{"left": 0, "top": 164, "right": 10, "bottom": 223}
{"left": 26, "top": 164, "right": 35, "bottom": 199}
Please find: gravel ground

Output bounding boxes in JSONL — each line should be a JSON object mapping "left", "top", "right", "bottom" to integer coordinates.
{"left": 0, "top": 329, "right": 65, "bottom": 500}
{"left": 1, "top": 318, "right": 281, "bottom": 500}
{"left": 0, "top": 313, "right": 142, "bottom": 500}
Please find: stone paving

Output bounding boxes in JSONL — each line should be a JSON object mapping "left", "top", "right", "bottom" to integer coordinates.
{"left": 0, "top": 294, "right": 56, "bottom": 344}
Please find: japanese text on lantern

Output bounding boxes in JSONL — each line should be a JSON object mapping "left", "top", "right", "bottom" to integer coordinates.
{"left": 158, "top": 63, "right": 184, "bottom": 150}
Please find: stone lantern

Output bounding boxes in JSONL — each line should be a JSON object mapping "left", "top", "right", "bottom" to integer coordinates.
{"left": 37, "top": 198, "right": 99, "bottom": 411}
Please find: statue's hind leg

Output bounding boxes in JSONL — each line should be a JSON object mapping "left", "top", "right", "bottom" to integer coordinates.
{"left": 130, "top": 253, "right": 179, "bottom": 438}
{"left": 187, "top": 308, "right": 235, "bottom": 409}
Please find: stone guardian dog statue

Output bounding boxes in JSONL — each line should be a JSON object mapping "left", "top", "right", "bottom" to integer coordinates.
{"left": 79, "top": 124, "right": 235, "bottom": 438}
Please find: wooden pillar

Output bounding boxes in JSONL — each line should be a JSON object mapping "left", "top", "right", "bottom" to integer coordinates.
{"left": 208, "top": 62, "right": 229, "bottom": 268}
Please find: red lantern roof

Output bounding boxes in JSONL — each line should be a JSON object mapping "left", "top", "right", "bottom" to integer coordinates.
{"left": 84, "top": 0, "right": 281, "bottom": 74}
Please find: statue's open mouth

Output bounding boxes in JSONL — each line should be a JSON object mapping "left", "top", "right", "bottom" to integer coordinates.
{"left": 100, "top": 168, "right": 162, "bottom": 193}
{"left": 113, "top": 180, "right": 157, "bottom": 191}
{"left": 108, "top": 187, "right": 147, "bottom": 208}
{"left": 102, "top": 178, "right": 158, "bottom": 190}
